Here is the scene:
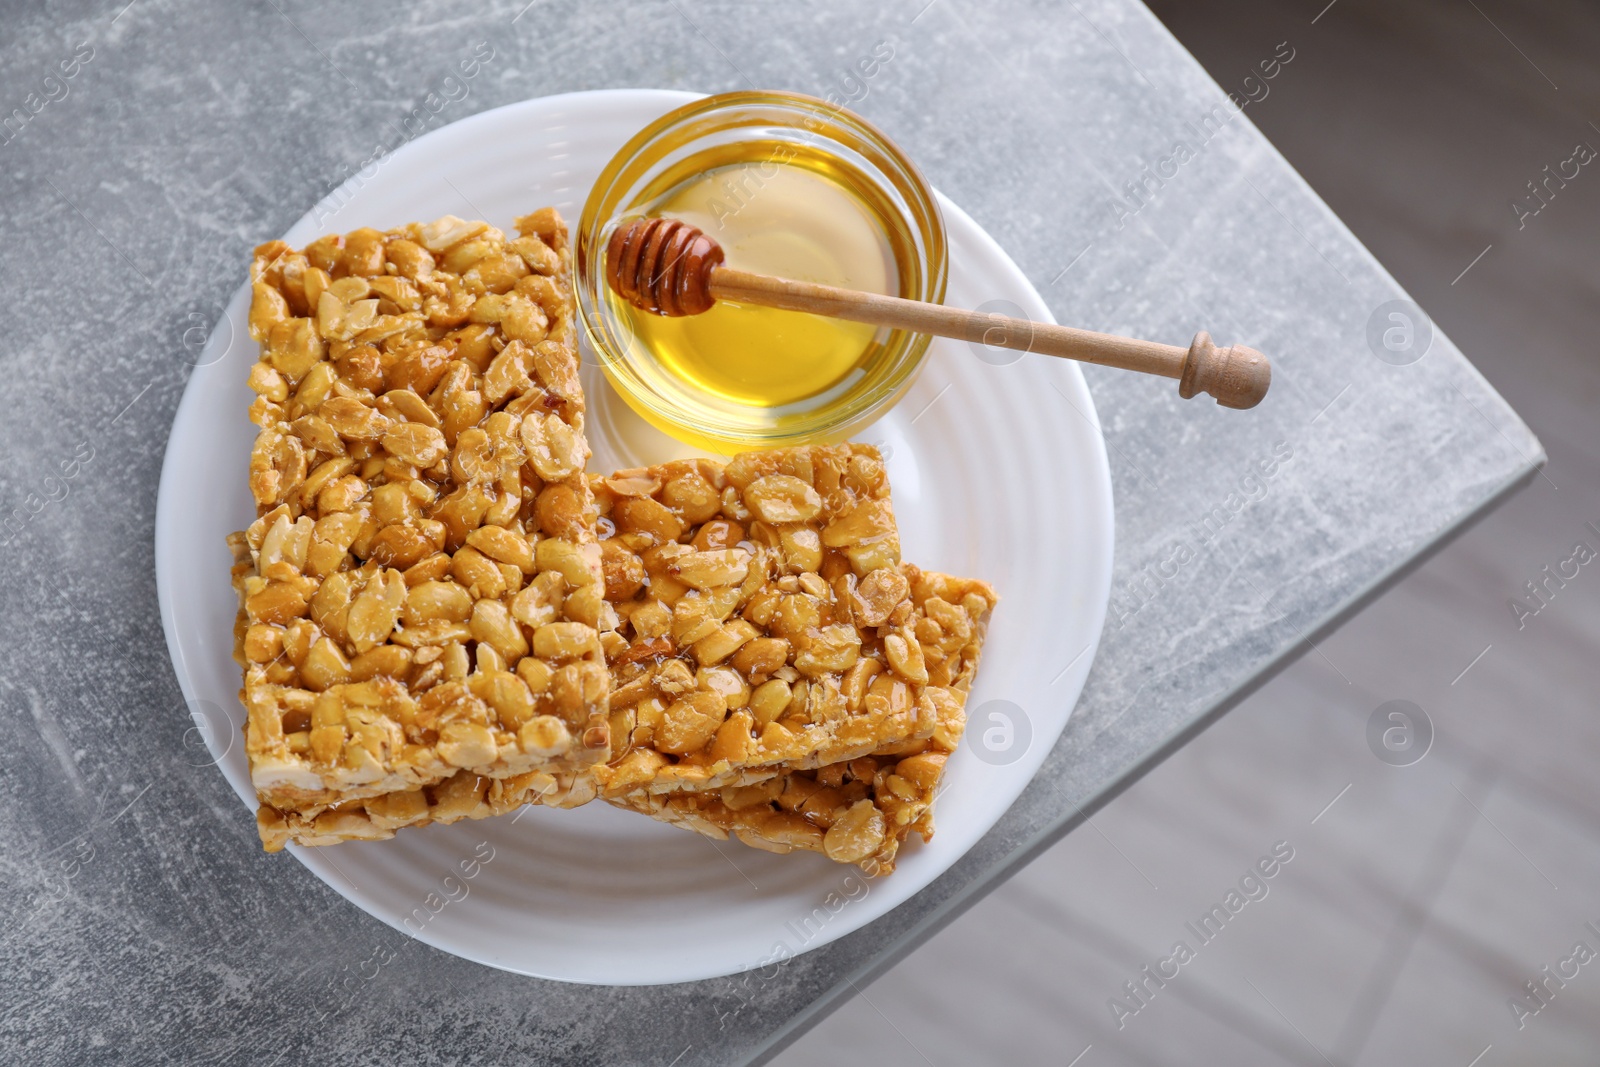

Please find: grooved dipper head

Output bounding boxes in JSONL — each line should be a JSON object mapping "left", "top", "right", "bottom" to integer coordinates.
{"left": 605, "top": 217, "right": 725, "bottom": 316}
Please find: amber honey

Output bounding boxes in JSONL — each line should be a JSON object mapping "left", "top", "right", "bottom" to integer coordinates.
{"left": 577, "top": 91, "right": 948, "bottom": 452}
{"left": 607, "top": 143, "right": 907, "bottom": 417}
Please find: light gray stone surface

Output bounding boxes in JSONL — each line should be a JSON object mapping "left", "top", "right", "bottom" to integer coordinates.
{"left": 0, "top": 1, "right": 1539, "bottom": 1064}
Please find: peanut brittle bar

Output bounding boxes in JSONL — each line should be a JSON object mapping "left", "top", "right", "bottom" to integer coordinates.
{"left": 232, "top": 209, "right": 611, "bottom": 847}
{"left": 612, "top": 569, "right": 996, "bottom": 875}
{"left": 592, "top": 444, "right": 943, "bottom": 797}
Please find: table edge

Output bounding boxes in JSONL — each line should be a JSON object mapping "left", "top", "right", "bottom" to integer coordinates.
{"left": 745, "top": 453, "right": 1545, "bottom": 1066}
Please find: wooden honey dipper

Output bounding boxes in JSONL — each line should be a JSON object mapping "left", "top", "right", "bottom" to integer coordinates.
{"left": 605, "top": 217, "right": 1271, "bottom": 409}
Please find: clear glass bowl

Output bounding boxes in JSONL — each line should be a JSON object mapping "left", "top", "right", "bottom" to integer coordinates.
{"left": 575, "top": 90, "right": 948, "bottom": 452}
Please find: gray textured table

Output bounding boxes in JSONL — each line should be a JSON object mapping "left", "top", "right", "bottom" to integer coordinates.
{"left": 0, "top": 1, "right": 1541, "bottom": 1064}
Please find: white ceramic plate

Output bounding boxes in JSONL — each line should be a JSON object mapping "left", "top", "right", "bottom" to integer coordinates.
{"left": 156, "top": 89, "right": 1113, "bottom": 985}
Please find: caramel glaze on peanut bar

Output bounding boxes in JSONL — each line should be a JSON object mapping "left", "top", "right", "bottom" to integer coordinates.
{"left": 612, "top": 568, "right": 995, "bottom": 875}
{"left": 589, "top": 445, "right": 988, "bottom": 799}
{"left": 233, "top": 209, "right": 613, "bottom": 850}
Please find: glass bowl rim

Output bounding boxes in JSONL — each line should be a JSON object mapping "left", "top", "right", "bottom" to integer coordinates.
{"left": 574, "top": 89, "right": 949, "bottom": 450}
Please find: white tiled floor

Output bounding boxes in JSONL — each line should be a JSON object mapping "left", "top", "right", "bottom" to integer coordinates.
{"left": 772, "top": 1, "right": 1600, "bottom": 1062}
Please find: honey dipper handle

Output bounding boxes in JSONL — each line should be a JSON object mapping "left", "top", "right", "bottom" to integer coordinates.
{"left": 707, "top": 268, "right": 1271, "bottom": 409}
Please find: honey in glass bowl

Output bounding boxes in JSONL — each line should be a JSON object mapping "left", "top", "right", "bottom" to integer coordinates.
{"left": 613, "top": 148, "right": 894, "bottom": 409}
{"left": 577, "top": 92, "right": 947, "bottom": 453}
